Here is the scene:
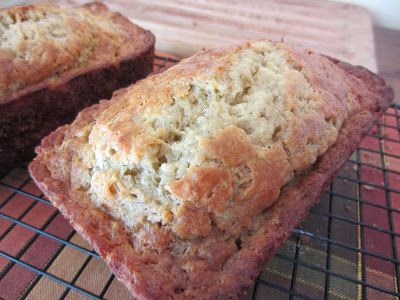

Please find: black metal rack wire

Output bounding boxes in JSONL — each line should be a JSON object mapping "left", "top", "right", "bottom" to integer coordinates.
{"left": 0, "top": 54, "right": 399, "bottom": 299}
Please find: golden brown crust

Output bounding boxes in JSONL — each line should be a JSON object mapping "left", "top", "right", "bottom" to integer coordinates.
{"left": 29, "top": 42, "right": 393, "bottom": 299}
{"left": 0, "top": 2, "right": 154, "bottom": 171}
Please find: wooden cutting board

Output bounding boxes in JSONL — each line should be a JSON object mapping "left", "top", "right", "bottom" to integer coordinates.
{"left": 40, "top": 0, "right": 377, "bottom": 71}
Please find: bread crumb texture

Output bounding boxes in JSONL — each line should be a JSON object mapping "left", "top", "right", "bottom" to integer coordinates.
{"left": 0, "top": 2, "right": 149, "bottom": 97}
{"left": 40, "top": 40, "right": 364, "bottom": 289}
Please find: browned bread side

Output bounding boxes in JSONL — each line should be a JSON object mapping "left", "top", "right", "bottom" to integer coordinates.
{"left": 29, "top": 40, "right": 392, "bottom": 299}
{"left": 0, "top": 2, "right": 154, "bottom": 171}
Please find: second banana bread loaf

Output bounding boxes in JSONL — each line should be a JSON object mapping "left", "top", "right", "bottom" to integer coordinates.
{"left": 0, "top": 1, "right": 154, "bottom": 171}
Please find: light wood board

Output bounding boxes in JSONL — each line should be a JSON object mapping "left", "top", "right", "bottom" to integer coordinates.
{"left": 38, "top": 0, "right": 377, "bottom": 71}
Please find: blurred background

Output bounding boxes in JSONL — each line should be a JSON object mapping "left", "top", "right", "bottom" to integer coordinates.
{"left": 334, "top": 0, "right": 400, "bottom": 30}
{"left": 2, "top": 0, "right": 399, "bottom": 29}
{"left": 1, "top": 0, "right": 398, "bottom": 98}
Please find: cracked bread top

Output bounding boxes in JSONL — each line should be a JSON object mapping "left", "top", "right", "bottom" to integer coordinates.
{"left": 59, "top": 40, "right": 360, "bottom": 238}
{"left": 32, "top": 40, "right": 380, "bottom": 298}
{"left": 0, "top": 2, "right": 153, "bottom": 99}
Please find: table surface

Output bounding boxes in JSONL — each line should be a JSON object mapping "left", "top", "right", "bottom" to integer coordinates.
{"left": 39, "top": 0, "right": 399, "bottom": 101}
{"left": 374, "top": 26, "right": 400, "bottom": 103}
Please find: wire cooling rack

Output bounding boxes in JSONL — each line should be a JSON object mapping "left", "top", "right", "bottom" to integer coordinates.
{"left": 0, "top": 54, "right": 399, "bottom": 299}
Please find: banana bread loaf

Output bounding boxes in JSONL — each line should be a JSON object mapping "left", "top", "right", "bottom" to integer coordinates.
{"left": 0, "top": 2, "right": 154, "bottom": 171}
{"left": 29, "top": 40, "right": 392, "bottom": 299}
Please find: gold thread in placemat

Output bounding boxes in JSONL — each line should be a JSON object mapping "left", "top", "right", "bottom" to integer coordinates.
{"left": 25, "top": 234, "right": 90, "bottom": 299}
{"left": 382, "top": 120, "right": 400, "bottom": 295}
{"left": 263, "top": 239, "right": 396, "bottom": 300}
{"left": 103, "top": 279, "right": 135, "bottom": 300}
{"left": 356, "top": 151, "right": 363, "bottom": 300}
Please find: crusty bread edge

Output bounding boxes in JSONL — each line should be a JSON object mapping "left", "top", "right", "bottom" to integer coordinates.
{"left": 28, "top": 60, "right": 393, "bottom": 299}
